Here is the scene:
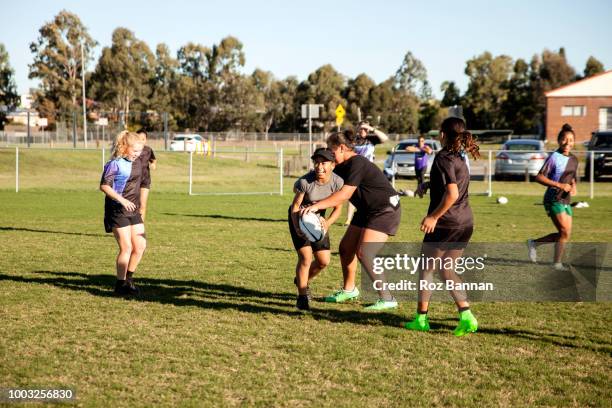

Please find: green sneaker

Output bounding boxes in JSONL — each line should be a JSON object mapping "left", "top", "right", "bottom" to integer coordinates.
{"left": 364, "top": 298, "right": 398, "bottom": 310}
{"left": 324, "top": 287, "right": 360, "bottom": 303}
{"left": 404, "top": 313, "right": 430, "bottom": 331}
{"left": 453, "top": 310, "right": 478, "bottom": 337}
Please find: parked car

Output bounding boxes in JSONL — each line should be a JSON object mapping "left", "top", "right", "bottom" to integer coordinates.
{"left": 585, "top": 131, "right": 612, "bottom": 180}
{"left": 494, "top": 139, "right": 547, "bottom": 180}
{"left": 169, "top": 134, "right": 204, "bottom": 152}
{"left": 383, "top": 139, "right": 441, "bottom": 180}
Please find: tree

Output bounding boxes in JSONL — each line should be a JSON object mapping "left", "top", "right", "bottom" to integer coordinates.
{"left": 368, "top": 78, "right": 419, "bottom": 134}
{"left": 501, "top": 58, "right": 538, "bottom": 134}
{"left": 0, "top": 44, "right": 20, "bottom": 129}
{"left": 463, "top": 51, "right": 513, "bottom": 129}
{"left": 529, "top": 48, "right": 576, "bottom": 134}
{"left": 29, "top": 10, "right": 96, "bottom": 119}
{"left": 149, "top": 43, "right": 179, "bottom": 129}
{"left": 297, "top": 65, "right": 346, "bottom": 130}
{"left": 440, "top": 81, "right": 461, "bottom": 107}
{"left": 344, "top": 73, "right": 375, "bottom": 126}
{"left": 583, "top": 56, "right": 604, "bottom": 78}
{"left": 89, "top": 28, "right": 155, "bottom": 125}
{"left": 394, "top": 51, "right": 428, "bottom": 95}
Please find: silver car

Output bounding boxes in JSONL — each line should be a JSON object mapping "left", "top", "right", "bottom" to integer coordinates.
{"left": 494, "top": 139, "right": 547, "bottom": 179}
{"left": 384, "top": 139, "right": 441, "bottom": 179}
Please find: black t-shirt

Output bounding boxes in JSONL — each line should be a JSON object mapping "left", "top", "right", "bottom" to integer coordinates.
{"left": 333, "top": 155, "right": 399, "bottom": 214}
{"left": 427, "top": 150, "right": 473, "bottom": 228}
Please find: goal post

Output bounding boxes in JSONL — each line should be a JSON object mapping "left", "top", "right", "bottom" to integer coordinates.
{"left": 188, "top": 148, "right": 284, "bottom": 196}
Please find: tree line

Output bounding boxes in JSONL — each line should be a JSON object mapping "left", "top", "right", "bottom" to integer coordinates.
{"left": 0, "top": 10, "right": 606, "bottom": 135}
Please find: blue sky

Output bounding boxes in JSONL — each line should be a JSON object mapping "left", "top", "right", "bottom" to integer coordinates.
{"left": 2, "top": 0, "right": 611, "bottom": 97}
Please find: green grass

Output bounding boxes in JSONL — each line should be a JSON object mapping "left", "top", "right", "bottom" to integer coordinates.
{"left": 0, "top": 150, "right": 611, "bottom": 407}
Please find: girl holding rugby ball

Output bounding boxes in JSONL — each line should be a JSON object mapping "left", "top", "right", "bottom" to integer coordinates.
{"left": 405, "top": 117, "right": 480, "bottom": 336}
{"left": 301, "top": 130, "right": 401, "bottom": 310}
{"left": 290, "top": 148, "right": 344, "bottom": 311}
{"left": 100, "top": 131, "right": 147, "bottom": 296}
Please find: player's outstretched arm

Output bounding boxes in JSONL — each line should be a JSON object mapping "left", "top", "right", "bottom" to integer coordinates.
{"left": 300, "top": 185, "right": 356, "bottom": 215}
{"left": 326, "top": 203, "right": 343, "bottom": 227}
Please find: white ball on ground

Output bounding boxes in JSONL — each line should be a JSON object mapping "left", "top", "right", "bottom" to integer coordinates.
{"left": 405, "top": 189, "right": 415, "bottom": 197}
{"left": 497, "top": 196, "right": 508, "bottom": 204}
{"left": 299, "top": 212, "right": 326, "bottom": 242}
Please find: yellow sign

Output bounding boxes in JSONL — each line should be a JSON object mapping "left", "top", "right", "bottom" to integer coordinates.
{"left": 335, "top": 104, "right": 345, "bottom": 126}
{"left": 335, "top": 104, "right": 345, "bottom": 118}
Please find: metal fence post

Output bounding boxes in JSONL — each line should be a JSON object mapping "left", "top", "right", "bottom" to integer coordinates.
{"left": 163, "top": 112, "right": 168, "bottom": 151}
{"left": 488, "top": 150, "right": 492, "bottom": 197}
{"left": 189, "top": 151, "right": 193, "bottom": 196}
{"left": 589, "top": 151, "right": 594, "bottom": 199}
{"left": 279, "top": 148, "right": 284, "bottom": 196}
{"left": 27, "top": 111, "right": 31, "bottom": 147}
{"left": 72, "top": 112, "right": 77, "bottom": 148}
{"left": 15, "top": 146, "right": 19, "bottom": 193}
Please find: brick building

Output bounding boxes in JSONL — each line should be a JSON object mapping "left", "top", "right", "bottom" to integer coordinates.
{"left": 546, "top": 70, "right": 612, "bottom": 143}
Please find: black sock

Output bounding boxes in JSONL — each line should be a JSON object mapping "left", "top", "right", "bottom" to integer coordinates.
{"left": 115, "top": 279, "right": 126, "bottom": 288}
{"left": 458, "top": 306, "right": 470, "bottom": 313}
{"left": 418, "top": 309, "right": 428, "bottom": 315}
{"left": 126, "top": 271, "right": 134, "bottom": 281}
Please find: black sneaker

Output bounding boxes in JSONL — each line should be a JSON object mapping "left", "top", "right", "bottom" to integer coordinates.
{"left": 296, "top": 295, "right": 310, "bottom": 311}
{"left": 294, "top": 277, "right": 312, "bottom": 300}
{"left": 114, "top": 281, "right": 139, "bottom": 296}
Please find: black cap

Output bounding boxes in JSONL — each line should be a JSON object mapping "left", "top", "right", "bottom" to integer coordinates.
{"left": 311, "top": 147, "right": 335, "bottom": 162}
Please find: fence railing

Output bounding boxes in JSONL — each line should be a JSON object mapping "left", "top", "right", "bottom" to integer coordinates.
{"left": 1, "top": 147, "right": 611, "bottom": 198}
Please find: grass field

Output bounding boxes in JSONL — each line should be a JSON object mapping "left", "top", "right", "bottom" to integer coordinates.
{"left": 0, "top": 150, "right": 611, "bottom": 407}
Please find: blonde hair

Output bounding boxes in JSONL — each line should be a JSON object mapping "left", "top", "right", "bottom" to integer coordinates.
{"left": 112, "top": 130, "right": 144, "bottom": 159}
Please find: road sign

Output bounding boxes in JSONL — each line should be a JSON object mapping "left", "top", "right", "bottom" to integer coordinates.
{"left": 335, "top": 104, "right": 345, "bottom": 126}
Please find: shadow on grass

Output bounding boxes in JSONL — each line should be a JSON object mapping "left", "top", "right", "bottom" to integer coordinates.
{"left": 162, "top": 212, "right": 286, "bottom": 223}
{"left": 0, "top": 271, "right": 402, "bottom": 328}
{"left": 0, "top": 226, "right": 106, "bottom": 238}
{"left": 427, "top": 320, "right": 611, "bottom": 354}
{"left": 2, "top": 270, "right": 610, "bottom": 353}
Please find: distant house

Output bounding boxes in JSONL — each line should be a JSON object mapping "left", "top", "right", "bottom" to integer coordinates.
{"left": 546, "top": 70, "right": 612, "bottom": 143}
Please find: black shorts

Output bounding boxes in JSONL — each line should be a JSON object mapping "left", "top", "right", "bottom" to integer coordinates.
{"left": 351, "top": 205, "right": 401, "bottom": 236}
{"left": 104, "top": 213, "right": 144, "bottom": 233}
{"left": 423, "top": 226, "right": 473, "bottom": 249}
{"left": 288, "top": 209, "right": 331, "bottom": 252}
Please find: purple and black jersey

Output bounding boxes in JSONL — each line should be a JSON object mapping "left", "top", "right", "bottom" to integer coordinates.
{"left": 100, "top": 157, "right": 143, "bottom": 216}
{"left": 538, "top": 151, "right": 578, "bottom": 204}
{"left": 414, "top": 147, "right": 429, "bottom": 171}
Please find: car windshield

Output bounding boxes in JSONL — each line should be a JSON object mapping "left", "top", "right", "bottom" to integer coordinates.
{"left": 505, "top": 144, "right": 539, "bottom": 151}
{"left": 593, "top": 134, "right": 612, "bottom": 148}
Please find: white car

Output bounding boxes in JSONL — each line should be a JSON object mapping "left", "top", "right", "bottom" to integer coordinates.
{"left": 169, "top": 134, "right": 204, "bottom": 152}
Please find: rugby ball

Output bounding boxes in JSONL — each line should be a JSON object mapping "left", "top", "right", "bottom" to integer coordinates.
{"left": 299, "top": 212, "right": 326, "bottom": 242}
{"left": 497, "top": 196, "right": 508, "bottom": 205}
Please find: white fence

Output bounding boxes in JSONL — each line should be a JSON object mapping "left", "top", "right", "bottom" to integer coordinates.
{"left": 1, "top": 147, "right": 611, "bottom": 198}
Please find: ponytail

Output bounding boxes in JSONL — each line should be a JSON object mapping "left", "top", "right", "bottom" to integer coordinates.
{"left": 440, "top": 117, "right": 480, "bottom": 160}
{"left": 111, "top": 130, "right": 143, "bottom": 159}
